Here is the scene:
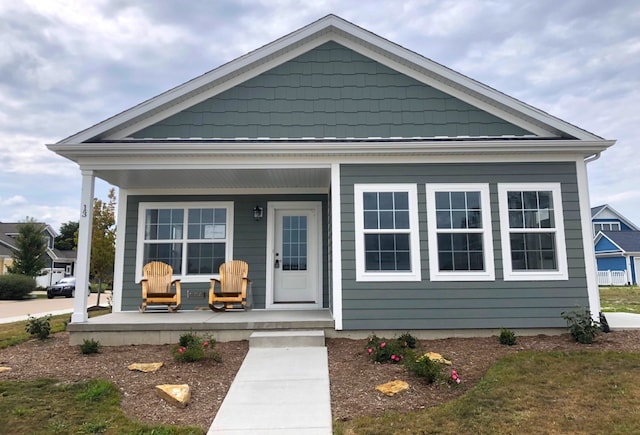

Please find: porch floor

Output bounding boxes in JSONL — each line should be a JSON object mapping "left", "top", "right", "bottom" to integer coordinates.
{"left": 67, "top": 309, "right": 335, "bottom": 346}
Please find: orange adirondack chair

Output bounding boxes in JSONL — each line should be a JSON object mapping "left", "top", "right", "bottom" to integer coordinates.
{"left": 209, "top": 260, "right": 250, "bottom": 311}
{"left": 139, "top": 261, "right": 182, "bottom": 312}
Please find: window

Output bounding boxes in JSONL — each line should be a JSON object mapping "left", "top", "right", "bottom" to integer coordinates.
{"left": 354, "top": 184, "right": 421, "bottom": 281}
{"left": 137, "top": 202, "right": 233, "bottom": 282}
{"left": 425, "top": 184, "right": 494, "bottom": 281}
{"left": 593, "top": 222, "right": 620, "bottom": 233}
{"left": 498, "top": 184, "right": 568, "bottom": 281}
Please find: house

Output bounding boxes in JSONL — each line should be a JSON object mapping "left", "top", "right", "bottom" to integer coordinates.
{"left": 48, "top": 15, "right": 614, "bottom": 335}
{"left": 592, "top": 204, "right": 640, "bottom": 285}
{"left": 0, "top": 222, "right": 76, "bottom": 287}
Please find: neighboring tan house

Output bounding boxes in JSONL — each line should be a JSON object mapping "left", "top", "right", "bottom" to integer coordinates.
{"left": 49, "top": 15, "right": 613, "bottom": 330}
{"left": 0, "top": 222, "right": 76, "bottom": 286}
{"left": 592, "top": 204, "right": 640, "bottom": 285}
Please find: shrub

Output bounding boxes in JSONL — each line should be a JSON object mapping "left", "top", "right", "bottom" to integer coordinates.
{"left": 0, "top": 274, "right": 37, "bottom": 300}
{"left": 172, "top": 332, "right": 221, "bottom": 363}
{"left": 562, "top": 307, "right": 603, "bottom": 344}
{"left": 498, "top": 328, "right": 517, "bottom": 346}
{"left": 80, "top": 339, "right": 101, "bottom": 354}
{"left": 397, "top": 332, "right": 418, "bottom": 349}
{"left": 25, "top": 315, "right": 51, "bottom": 340}
{"left": 365, "top": 334, "right": 406, "bottom": 364}
{"left": 404, "top": 351, "right": 444, "bottom": 383}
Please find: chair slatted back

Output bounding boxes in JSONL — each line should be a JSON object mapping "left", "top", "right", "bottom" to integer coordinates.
{"left": 143, "top": 261, "right": 173, "bottom": 293}
{"left": 219, "top": 260, "right": 248, "bottom": 293}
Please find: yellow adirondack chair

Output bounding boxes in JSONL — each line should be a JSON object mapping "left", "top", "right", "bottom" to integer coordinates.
{"left": 139, "top": 261, "right": 182, "bottom": 312}
{"left": 209, "top": 260, "right": 250, "bottom": 311}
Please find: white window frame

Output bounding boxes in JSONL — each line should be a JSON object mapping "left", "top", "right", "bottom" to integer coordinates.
{"left": 425, "top": 184, "right": 495, "bottom": 281}
{"left": 354, "top": 184, "right": 421, "bottom": 282}
{"left": 135, "top": 201, "right": 234, "bottom": 283}
{"left": 498, "top": 183, "right": 568, "bottom": 281}
{"left": 593, "top": 221, "right": 620, "bottom": 233}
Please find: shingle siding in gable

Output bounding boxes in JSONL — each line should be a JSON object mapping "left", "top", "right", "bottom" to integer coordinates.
{"left": 340, "top": 161, "right": 589, "bottom": 330}
{"left": 133, "top": 42, "right": 532, "bottom": 140}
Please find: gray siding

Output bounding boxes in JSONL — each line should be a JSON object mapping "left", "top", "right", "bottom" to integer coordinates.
{"left": 122, "top": 194, "right": 328, "bottom": 311}
{"left": 341, "top": 162, "right": 588, "bottom": 330}
{"left": 133, "top": 42, "right": 531, "bottom": 139}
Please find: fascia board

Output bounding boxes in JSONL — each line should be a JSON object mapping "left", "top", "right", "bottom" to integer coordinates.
{"left": 597, "top": 233, "right": 625, "bottom": 253}
{"left": 595, "top": 204, "right": 640, "bottom": 231}
{"left": 57, "top": 15, "right": 604, "bottom": 145}
{"left": 48, "top": 139, "right": 615, "bottom": 162}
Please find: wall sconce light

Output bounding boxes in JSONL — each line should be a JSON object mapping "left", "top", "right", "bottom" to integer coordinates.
{"left": 253, "top": 205, "right": 264, "bottom": 221}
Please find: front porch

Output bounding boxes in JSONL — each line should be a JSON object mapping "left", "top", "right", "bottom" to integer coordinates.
{"left": 67, "top": 309, "right": 335, "bottom": 345}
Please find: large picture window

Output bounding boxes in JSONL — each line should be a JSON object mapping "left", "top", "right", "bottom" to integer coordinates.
{"left": 354, "top": 184, "right": 421, "bottom": 282}
{"left": 498, "top": 183, "right": 568, "bottom": 281}
{"left": 425, "top": 184, "right": 494, "bottom": 281}
{"left": 137, "top": 202, "right": 233, "bottom": 282}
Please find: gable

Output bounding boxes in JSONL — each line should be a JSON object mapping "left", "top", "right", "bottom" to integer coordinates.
{"left": 594, "top": 235, "right": 621, "bottom": 253}
{"left": 132, "top": 42, "right": 532, "bottom": 140}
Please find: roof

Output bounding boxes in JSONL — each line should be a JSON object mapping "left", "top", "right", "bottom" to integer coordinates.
{"left": 591, "top": 204, "right": 640, "bottom": 231}
{"left": 52, "top": 14, "right": 611, "bottom": 146}
{"left": 596, "top": 231, "right": 640, "bottom": 254}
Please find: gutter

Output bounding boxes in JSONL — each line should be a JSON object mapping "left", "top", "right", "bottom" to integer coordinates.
{"left": 584, "top": 152, "right": 601, "bottom": 163}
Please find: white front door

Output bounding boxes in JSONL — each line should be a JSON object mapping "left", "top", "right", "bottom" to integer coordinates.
{"left": 266, "top": 202, "right": 322, "bottom": 308}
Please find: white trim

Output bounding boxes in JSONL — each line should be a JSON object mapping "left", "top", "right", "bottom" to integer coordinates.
{"left": 591, "top": 204, "right": 640, "bottom": 231}
{"left": 112, "top": 188, "right": 127, "bottom": 313}
{"left": 577, "top": 159, "right": 601, "bottom": 316}
{"left": 354, "top": 183, "right": 421, "bottom": 282}
{"left": 72, "top": 171, "right": 94, "bottom": 323}
{"left": 425, "top": 184, "right": 495, "bottom": 281}
{"left": 593, "top": 221, "right": 621, "bottom": 233}
{"left": 265, "top": 201, "right": 323, "bottom": 309}
{"left": 126, "top": 187, "right": 329, "bottom": 196}
{"left": 330, "top": 163, "right": 343, "bottom": 329}
{"left": 497, "top": 183, "right": 568, "bottom": 281}
{"left": 135, "top": 201, "right": 234, "bottom": 283}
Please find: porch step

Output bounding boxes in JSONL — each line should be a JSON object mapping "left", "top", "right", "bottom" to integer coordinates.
{"left": 249, "top": 330, "right": 325, "bottom": 348}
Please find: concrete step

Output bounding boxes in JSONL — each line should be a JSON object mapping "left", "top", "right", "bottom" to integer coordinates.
{"left": 249, "top": 330, "right": 325, "bottom": 348}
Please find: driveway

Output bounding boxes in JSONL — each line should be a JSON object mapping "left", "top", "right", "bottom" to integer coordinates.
{"left": 0, "top": 292, "right": 110, "bottom": 324}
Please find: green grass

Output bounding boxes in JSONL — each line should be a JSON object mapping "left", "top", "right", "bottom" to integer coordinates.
{"left": 600, "top": 286, "right": 640, "bottom": 313}
{"left": 334, "top": 350, "right": 640, "bottom": 434}
{"left": 0, "top": 378, "right": 203, "bottom": 434}
{"left": 0, "top": 308, "right": 111, "bottom": 349}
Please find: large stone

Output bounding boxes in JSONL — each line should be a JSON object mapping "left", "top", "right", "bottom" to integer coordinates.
{"left": 0, "top": 367, "right": 11, "bottom": 373}
{"left": 128, "top": 362, "right": 163, "bottom": 372}
{"left": 423, "top": 352, "right": 452, "bottom": 365}
{"left": 376, "top": 380, "right": 409, "bottom": 396}
{"left": 155, "top": 384, "right": 191, "bottom": 408}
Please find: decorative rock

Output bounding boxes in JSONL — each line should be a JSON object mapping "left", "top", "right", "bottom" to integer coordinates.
{"left": 423, "top": 352, "right": 451, "bottom": 365}
{"left": 376, "top": 380, "right": 409, "bottom": 396}
{"left": 128, "top": 362, "right": 163, "bottom": 372}
{"left": 155, "top": 384, "right": 191, "bottom": 408}
{"left": 0, "top": 367, "right": 11, "bottom": 373}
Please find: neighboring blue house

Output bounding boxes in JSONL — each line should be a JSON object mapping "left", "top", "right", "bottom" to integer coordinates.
{"left": 592, "top": 204, "right": 640, "bottom": 285}
{"left": 50, "top": 15, "right": 614, "bottom": 334}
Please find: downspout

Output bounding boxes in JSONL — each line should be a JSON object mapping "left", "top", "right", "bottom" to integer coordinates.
{"left": 584, "top": 152, "right": 601, "bottom": 164}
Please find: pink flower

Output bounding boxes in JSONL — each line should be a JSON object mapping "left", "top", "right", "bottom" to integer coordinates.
{"left": 178, "top": 348, "right": 185, "bottom": 353}
{"left": 203, "top": 341, "right": 209, "bottom": 347}
{"left": 456, "top": 378, "right": 461, "bottom": 384}
{"left": 391, "top": 354, "right": 396, "bottom": 360}
{"left": 367, "top": 348, "right": 373, "bottom": 354}
{"left": 380, "top": 342, "right": 386, "bottom": 348}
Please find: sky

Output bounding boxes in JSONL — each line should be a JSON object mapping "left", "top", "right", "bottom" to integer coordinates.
{"left": 0, "top": 0, "right": 639, "bottom": 232}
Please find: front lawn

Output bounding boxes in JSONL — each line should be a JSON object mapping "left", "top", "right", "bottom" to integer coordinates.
{"left": 600, "top": 285, "right": 640, "bottom": 313}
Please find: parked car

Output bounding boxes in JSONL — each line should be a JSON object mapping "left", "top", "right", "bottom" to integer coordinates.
{"left": 46, "top": 277, "right": 77, "bottom": 298}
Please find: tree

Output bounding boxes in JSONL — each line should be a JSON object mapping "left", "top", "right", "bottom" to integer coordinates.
{"left": 7, "top": 218, "right": 49, "bottom": 278}
{"left": 91, "top": 188, "right": 116, "bottom": 307}
{"left": 54, "top": 221, "right": 79, "bottom": 251}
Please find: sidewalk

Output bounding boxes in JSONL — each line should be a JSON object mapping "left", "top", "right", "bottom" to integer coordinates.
{"left": 208, "top": 346, "right": 332, "bottom": 434}
{"left": 604, "top": 312, "right": 640, "bottom": 330}
{"left": 0, "top": 292, "right": 110, "bottom": 324}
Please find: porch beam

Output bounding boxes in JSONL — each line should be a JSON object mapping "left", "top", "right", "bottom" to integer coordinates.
{"left": 71, "top": 170, "right": 95, "bottom": 323}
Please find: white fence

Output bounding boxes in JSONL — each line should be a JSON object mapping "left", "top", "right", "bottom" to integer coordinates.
{"left": 597, "top": 270, "right": 628, "bottom": 286}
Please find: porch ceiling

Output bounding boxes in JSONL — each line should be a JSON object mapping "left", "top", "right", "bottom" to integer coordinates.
{"left": 93, "top": 167, "right": 332, "bottom": 190}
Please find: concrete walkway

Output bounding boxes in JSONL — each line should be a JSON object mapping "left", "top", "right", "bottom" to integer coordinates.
{"left": 0, "top": 292, "right": 110, "bottom": 324}
{"left": 604, "top": 312, "right": 640, "bottom": 330}
{"left": 208, "top": 333, "right": 332, "bottom": 434}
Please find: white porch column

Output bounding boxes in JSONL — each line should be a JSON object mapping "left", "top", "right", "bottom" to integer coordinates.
{"left": 71, "top": 170, "right": 95, "bottom": 323}
{"left": 625, "top": 256, "right": 633, "bottom": 285}
{"left": 576, "top": 159, "right": 601, "bottom": 318}
{"left": 111, "top": 188, "right": 127, "bottom": 312}
{"left": 330, "top": 163, "right": 343, "bottom": 330}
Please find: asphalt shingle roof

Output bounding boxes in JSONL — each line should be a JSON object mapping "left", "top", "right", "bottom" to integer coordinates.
{"left": 600, "top": 231, "right": 640, "bottom": 253}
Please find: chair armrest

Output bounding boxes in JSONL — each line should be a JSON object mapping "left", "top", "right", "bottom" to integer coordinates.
{"left": 172, "top": 279, "right": 181, "bottom": 297}
{"left": 140, "top": 278, "right": 149, "bottom": 298}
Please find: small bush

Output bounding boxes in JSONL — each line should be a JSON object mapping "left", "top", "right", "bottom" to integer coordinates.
{"left": 172, "top": 332, "right": 221, "bottom": 363}
{"left": 365, "top": 334, "right": 406, "bottom": 364}
{"left": 25, "top": 315, "right": 51, "bottom": 340}
{"left": 498, "top": 328, "right": 517, "bottom": 346}
{"left": 404, "top": 351, "right": 444, "bottom": 383}
{"left": 80, "top": 339, "right": 101, "bottom": 355}
{"left": 562, "top": 307, "right": 603, "bottom": 344}
{"left": 397, "top": 332, "right": 418, "bottom": 349}
{"left": 0, "top": 274, "right": 37, "bottom": 300}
